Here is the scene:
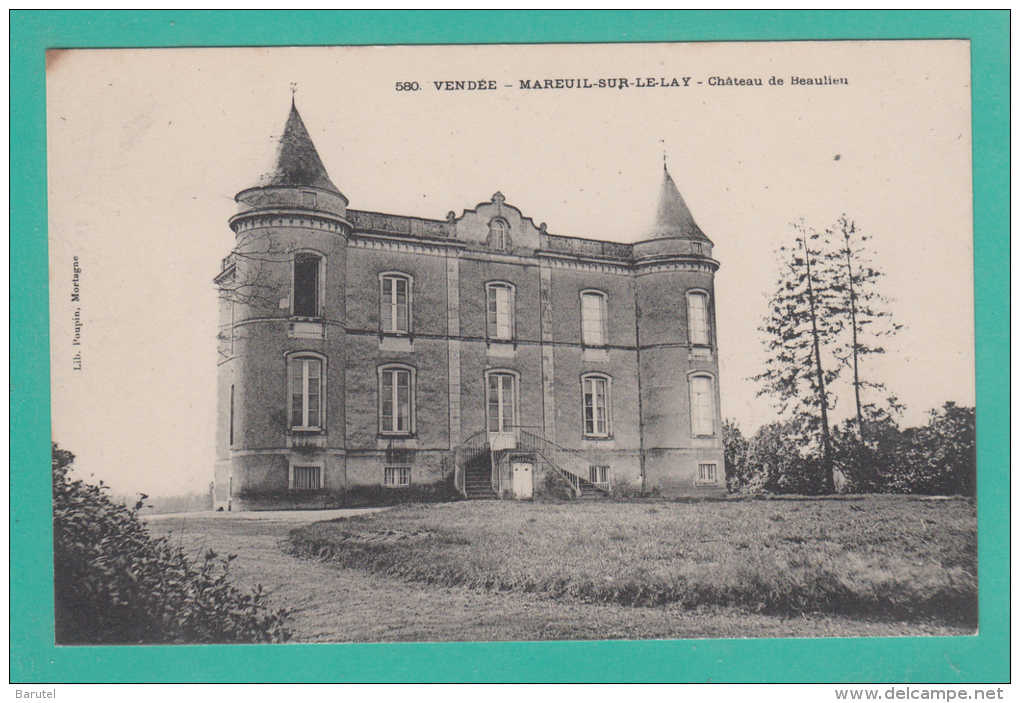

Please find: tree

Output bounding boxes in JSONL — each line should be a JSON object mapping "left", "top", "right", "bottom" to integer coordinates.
{"left": 741, "top": 420, "right": 820, "bottom": 494}
{"left": 892, "top": 403, "right": 976, "bottom": 495}
{"left": 830, "top": 404, "right": 907, "bottom": 493}
{"left": 756, "top": 221, "right": 840, "bottom": 493}
{"left": 722, "top": 419, "right": 749, "bottom": 492}
{"left": 825, "top": 216, "right": 901, "bottom": 443}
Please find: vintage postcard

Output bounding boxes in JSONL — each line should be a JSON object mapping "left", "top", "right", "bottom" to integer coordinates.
{"left": 36, "top": 33, "right": 996, "bottom": 675}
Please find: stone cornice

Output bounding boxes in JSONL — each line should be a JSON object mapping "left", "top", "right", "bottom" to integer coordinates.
{"left": 349, "top": 232, "right": 464, "bottom": 257}
{"left": 535, "top": 252, "right": 633, "bottom": 275}
{"left": 634, "top": 256, "right": 720, "bottom": 275}
{"left": 229, "top": 209, "right": 351, "bottom": 235}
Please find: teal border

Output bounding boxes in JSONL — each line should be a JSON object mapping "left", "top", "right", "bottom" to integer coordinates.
{"left": 10, "top": 11, "right": 1009, "bottom": 682}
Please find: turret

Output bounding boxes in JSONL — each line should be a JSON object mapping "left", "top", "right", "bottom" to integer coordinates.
{"left": 633, "top": 164, "right": 714, "bottom": 260}
{"left": 215, "top": 101, "right": 351, "bottom": 510}
{"left": 634, "top": 164, "right": 724, "bottom": 495}
{"left": 233, "top": 98, "right": 349, "bottom": 220}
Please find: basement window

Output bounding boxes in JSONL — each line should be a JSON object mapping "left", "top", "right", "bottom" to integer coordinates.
{"left": 291, "top": 464, "right": 323, "bottom": 491}
{"left": 384, "top": 467, "right": 411, "bottom": 488}
{"left": 588, "top": 465, "right": 610, "bottom": 487}
{"left": 698, "top": 463, "right": 718, "bottom": 484}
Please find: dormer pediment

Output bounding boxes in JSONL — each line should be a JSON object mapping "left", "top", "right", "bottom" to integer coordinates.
{"left": 453, "top": 192, "right": 542, "bottom": 252}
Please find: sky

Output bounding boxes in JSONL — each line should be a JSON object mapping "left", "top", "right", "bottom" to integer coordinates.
{"left": 47, "top": 42, "right": 975, "bottom": 496}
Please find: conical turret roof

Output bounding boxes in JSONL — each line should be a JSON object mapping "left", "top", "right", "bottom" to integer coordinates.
{"left": 253, "top": 100, "right": 342, "bottom": 197}
{"left": 646, "top": 165, "right": 709, "bottom": 241}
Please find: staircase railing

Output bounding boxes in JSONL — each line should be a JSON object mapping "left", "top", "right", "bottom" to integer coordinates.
{"left": 455, "top": 429, "right": 489, "bottom": 499}
{"left": 457, "top": 426, "right": 611, "bottom": 500}
{"left": 515, "top": 427, "right": 612, "bottom": 497}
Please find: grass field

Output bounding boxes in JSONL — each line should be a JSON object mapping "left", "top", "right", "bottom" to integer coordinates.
{"left": 145, "top": 496, "right": 976, "bottom": 641}
{"left": 289, "top": 496, "right": 977, "bottom": 625}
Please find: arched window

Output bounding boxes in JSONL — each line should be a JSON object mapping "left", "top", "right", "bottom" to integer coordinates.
{"left": 485, "top": 370, "right": 518, "bottom": 435}
{"left": 580, "top": 290, "right": 608, "bottom": 347}
{"left": 287, "top": 352, "right": 325, "bottom": 431}
{"left": 292, "top": 252, "right": 322, "bottom": 318}
{"left": 581, "top": 373, "right": 612, "bottom": 438}
{"left": 687, "top": 290, "right": 710, "bottom": 346}
{"left": 379, "top": 364, "right": 416, "bottom": 435}
{"left": 689, "top": 373, "right": 716, "bottom": 437}
{"left": 486, "top": 282, "right": 515, "bottom": 340}
{"left": 489, "top": 218, "right": 510, "bottom": 250}
{"left": 379, "top": 272, "right": 412, "bottom": 334}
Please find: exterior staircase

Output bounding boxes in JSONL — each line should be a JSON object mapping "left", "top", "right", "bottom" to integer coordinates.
{"left": 577, "top": 476, "right": 610, "bottom": 499}
{"left": 455, "top": 427, "right": 611, "bottom": 501}
{"left": 462, "top": 449, "right": 497, "bottom": 500}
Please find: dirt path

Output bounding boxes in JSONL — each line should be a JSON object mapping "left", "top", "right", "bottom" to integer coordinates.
{"left": 146, "top": 514, "right": 972, "bottom": 643}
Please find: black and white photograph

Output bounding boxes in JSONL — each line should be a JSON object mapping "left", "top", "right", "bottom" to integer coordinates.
{"left": 47, "top": 41, "right": 977, "bottom": 646}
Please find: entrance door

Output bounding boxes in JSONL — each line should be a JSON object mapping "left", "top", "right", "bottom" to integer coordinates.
{"left": 487, "top": 372, "right": 517, "bottom": 451}
{"left": 511, "top": 459, "right": 534, "bottom": 500}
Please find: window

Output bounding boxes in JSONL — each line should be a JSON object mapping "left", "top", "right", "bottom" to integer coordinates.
{"left": 380, "top": 273, "right": 411, "bottom": 334}
{"left": 489, "top": 218, "right": 509, "bottom": 249}
{"left": 486, "top": 372, "right": 516, "bottom": 433}
{"left": 301, "top": 190, "right": 316, "bottom": 208}
{"left": 384, "top": 467, "right": 411, "bottom": 488}
{"left": 581, "top": 291, "right": 607, "bottom": 347}
{"left": 692, "top": 242, "right": 703, "bottom": 255}
{"left": 291, "top": 464, "right": 322, "bottom": 491}
{"left": 293, "top": 253, "right": 321, "bottom": 318}
{"left": 589, "top": 465, "right": 610, "bottom": 487}
{"left": 698, "top": 463, "right": 718, "bottom": 483}
{"left": 582, "top": 374, "right": 612, "bottom": 438}
{"left": 690, "top": 374, "right": 716, "bottom": 436}
{"left": 687, "top": 291, "right": 710, "bottom": 346}
{"left": 380, "top": 366, "right": 414, "bottom": 435}
{"left": 229, "top": 384, "right": 235, "bottom": 446}
{"left": 486, "top": 283, "right": 515, "bottom": 340}
{"left": 288, "top": 355, "right": 324, "bottom": 431}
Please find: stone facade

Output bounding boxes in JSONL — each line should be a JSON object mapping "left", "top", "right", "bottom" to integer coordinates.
{"left": 214, "top": 103, "right": 724, "bottom": 510}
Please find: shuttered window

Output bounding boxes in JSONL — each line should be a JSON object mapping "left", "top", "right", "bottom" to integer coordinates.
{"left": 688, "top": 291, "right": 710, "bottom": 345}
{"left": 380, "top": 366, "right": 414, "bottom": 435}
{"left": 581, "top": 292, "right": 607, "bottom": 347}
{"left": 486, "top": 283, "right": 514, "bottom": 340}
{"left": 487, "top": 373, "right": 516, "bottom": 433}
{"left": 381, "top": 274, "right": 411, "bottom": 334}
{"left": 289, "top": 356, "right": 323, "bottom": 430}
{"left": 690, "top": 375, "right": 715, "bottom": 436}
{"left": 582, "top": 374, "right": 611, "bottom": 438}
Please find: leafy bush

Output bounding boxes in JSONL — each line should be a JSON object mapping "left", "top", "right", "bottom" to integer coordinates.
{"left": 730, "top": 404, "right": 976, "bottom": 496}
{"left": 338, "top": 480, "right": 461, "bottom": 508}
{"left": 741, "top": 421, "right": 821, "bottom": 494}
{"left": 890, "top": 403, "right": 976, "bottom": 496}
{"left": 722, "top": 419, "right": 750, "bottom": 491}
{"left": 535, "top": 468, "right": 574, "bottom": 502}
{"left": 235, "top": 477, "right": 461, "bottom": 509}
{"left": 52, "top": 444, "right": 290, "bottom": 644}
